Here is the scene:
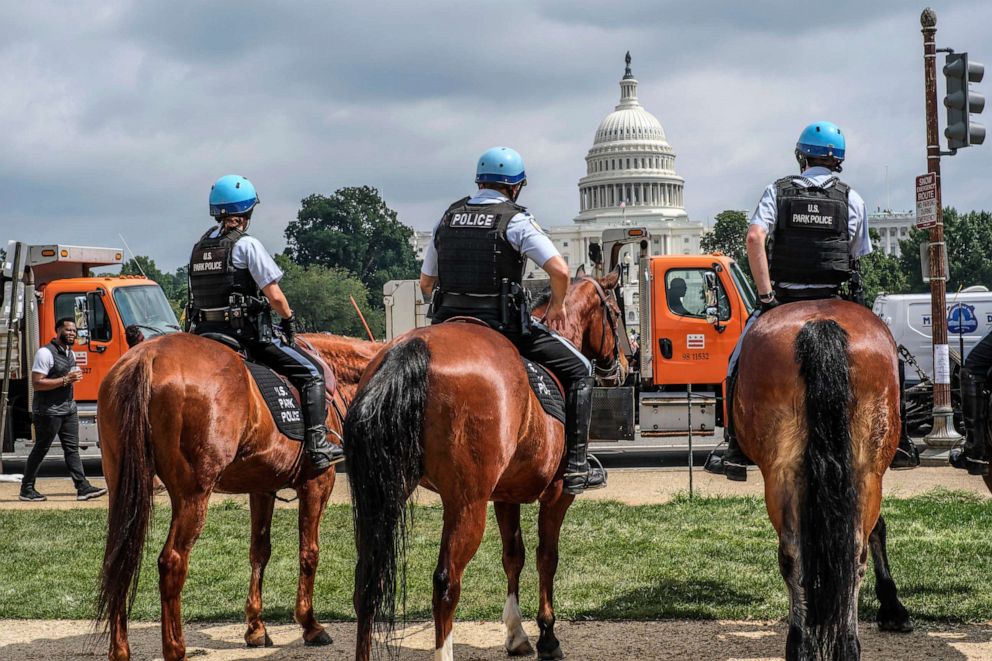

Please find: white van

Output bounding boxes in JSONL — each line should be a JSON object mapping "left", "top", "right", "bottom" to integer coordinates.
{"left": 873, "top": 286, "right": 992, "bottom": 383}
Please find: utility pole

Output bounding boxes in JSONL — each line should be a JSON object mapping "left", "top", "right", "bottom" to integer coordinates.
{"left": 920, "top": 8, "right": 958, "bottom": 447}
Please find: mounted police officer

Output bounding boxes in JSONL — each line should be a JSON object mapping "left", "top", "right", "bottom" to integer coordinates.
{"left": 187, "top": 175, "right": 342, "bottom": 472}
{"left": 705, "top": 121, "right": 918, "bottom": 480}
{"left": 419, "top": 147, "right": 606, "bottom": 494}
{"left": 950, "top": 329, "right": 992, "bottom": 475}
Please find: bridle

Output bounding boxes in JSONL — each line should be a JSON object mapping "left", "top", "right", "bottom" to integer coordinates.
{"left": 582, "top": 277, "right": 625, "bottom": 384}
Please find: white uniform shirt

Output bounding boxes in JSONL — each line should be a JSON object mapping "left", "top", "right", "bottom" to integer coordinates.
{"left": 32, "top": 343, "right": 75, "bottom": 375}
{"left": 750, "top": 166, "right": 872, "bottom": 289}
{"left": 207, "top": 228, "right": 284, "bottom": 289}
{"left": 420, "top": 189, "right": 560, "bottom": 277}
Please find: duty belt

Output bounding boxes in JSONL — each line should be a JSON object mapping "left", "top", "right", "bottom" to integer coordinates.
{"left": 199, "top": 308, "right": 237, "bottom": 322}
{"left": 440, "top": 292, "right": 501, "bottom": 309}
{"left": 775, "top": 286, "right": 839, "bottom": 302}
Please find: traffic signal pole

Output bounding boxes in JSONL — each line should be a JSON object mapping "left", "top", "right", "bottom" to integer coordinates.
{"left": 921, "top": 8, "right": 962, "bottom": 447}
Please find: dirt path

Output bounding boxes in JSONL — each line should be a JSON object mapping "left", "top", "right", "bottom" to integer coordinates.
{"left": 2, "top": 618, "right": 991, "bottom": 660}
{"left": 0, "top": 465, "right": 987, "bottom": 510}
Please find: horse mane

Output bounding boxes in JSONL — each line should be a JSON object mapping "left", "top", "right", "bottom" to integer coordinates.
{"left": 300, "top": 333, "right": 381, "bottom": 395}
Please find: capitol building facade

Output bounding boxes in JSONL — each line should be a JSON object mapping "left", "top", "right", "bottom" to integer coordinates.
{"left": 412, "top": 54, "right": 705, "bottom": 281}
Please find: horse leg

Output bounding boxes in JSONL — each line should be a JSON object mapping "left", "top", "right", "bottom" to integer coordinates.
{"left": 244, "top": 493, "right": 275, "bottom": 648}
{"left": 535, "top": 491, "right": 574, "bottom": 661}
{"left": 159, "top": 494, "right": 209, "bottom": 661}
{"left": 495, "top": 502, "right": 533, "bottom": 656}
{"left": 778, "top": 538, "right": 805, "bottom": 661}
{"left": 296, "top": 475, "right": 334, "bottom": 647}
{"left": 870, "top": 515, "right": 913, "bottom": 632}
{"left": 433, "top": 499, "right": 488, "bottom": 661}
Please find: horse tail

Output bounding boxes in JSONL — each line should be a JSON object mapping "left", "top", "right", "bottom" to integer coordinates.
{"left": 96, "top": 350, "right": 156, "bottom": 630}
{"left": 344, "top": 337, "right": 430, "bottom": 652}
{"left": 794, "top": 319, "right": 859, "bottom": 658}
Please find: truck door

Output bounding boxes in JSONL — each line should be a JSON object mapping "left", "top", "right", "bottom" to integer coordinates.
{"left": 651, "top": 267, "right": 743, "bottom": 386}
{"left": 53, "top": 291, "right": 118, "bottom": 401}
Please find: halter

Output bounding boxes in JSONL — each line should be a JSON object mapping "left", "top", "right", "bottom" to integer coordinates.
{"left": 581, "top": 277, "right": 625, "bottom": 384}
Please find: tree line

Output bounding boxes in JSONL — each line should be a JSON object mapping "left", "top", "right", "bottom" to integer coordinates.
{"left": 125, "top": 186, "right": 419, "bottom": 338}
{"left": 700, "top": 207, "right": 992, "bottom": 306}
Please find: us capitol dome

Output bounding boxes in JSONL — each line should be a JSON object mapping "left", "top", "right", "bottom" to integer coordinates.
{"left": 545, "top": 52, "right": 704, "bottom": 275}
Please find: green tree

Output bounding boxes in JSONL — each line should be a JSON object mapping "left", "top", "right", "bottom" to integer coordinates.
{"left": 898, "top": 208, "right": 992, "bottom": 293}
{"left": 275, "top": 254, "right": 384, "bottom": 338}
{"left": 701, "top": 210, "right": 749, "bottom": 269}
{"left": 858, "top": 229, "right": 909, "bottom": 306}
{"left": 122, "top": 256, "right": 187, "bottom": 316}
{"left": 284, "top": 186, "right": 419, "bottom": 307}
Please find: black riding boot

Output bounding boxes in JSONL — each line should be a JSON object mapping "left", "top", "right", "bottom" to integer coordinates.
{"left": 704, "top": 369, "right": 750, "bottom": 481}
{"left": 890, "top": 358, "right": 920, "bottom": 469}
{"left": 301, "top": 380, "right": 344, "bottom": 472}
{"left": 563, "top": 376, "right": 607, "bottom": 495}
{"left": 949, "top": 370, "right": 989, "bottom": 476}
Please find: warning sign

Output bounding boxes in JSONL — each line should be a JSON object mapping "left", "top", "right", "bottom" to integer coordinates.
{"left": 915, "top": 173, "right": 937, "bottom": 229}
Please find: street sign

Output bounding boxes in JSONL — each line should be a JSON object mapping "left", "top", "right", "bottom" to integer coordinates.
{"left": 915, "top": 173, "right": 938, "bottom": 228}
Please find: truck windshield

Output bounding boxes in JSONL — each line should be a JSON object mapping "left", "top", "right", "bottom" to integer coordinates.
{"left": 730, "top": 263, "right": 758, "bottom": 314}
{"left": 113, "top": 285, "right": 181, "bottom": 336}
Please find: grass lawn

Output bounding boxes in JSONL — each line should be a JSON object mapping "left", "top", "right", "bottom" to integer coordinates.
{"left": 2, "top": 490, "right": 992, "bottom": 622}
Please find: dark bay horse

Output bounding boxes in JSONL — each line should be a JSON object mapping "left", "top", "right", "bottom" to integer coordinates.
{"left": 95, "top": 332, "right": 379, "bottom": 661}
{"left": 735, "top": 300, "right": 904, "bottom": 660}
{"left": 345, "top": 273, "right": 624, "bottom": 661}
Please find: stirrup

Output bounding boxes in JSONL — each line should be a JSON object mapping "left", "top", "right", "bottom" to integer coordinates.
{"left": 966, "top": 457, "right": 990, "bottom": 476}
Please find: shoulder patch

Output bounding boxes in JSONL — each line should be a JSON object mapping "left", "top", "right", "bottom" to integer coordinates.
{"left": 528, "top": 218, "right": 547, "bottom": 235}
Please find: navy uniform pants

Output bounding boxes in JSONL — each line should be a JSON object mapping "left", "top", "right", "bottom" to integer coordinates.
{"left": 966, "top": 330, "right": 992, "bottom": 386}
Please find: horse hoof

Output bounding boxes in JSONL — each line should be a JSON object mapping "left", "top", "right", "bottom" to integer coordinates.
{"left": 245, "top": 632, "right": 273, "bottom": 648}
{"left": 304, "top": 629, "right": 333, "bottom": 647}
{"left": 506, "top": 638, "right": 534, "bottom": 656}
{"left": 538, "top": 646, "right": 564, "bottom": 660}
{"left": 879, "top": 616, "right": 914, "bottom": 633}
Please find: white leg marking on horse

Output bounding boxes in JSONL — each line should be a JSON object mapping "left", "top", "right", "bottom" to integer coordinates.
{"left": 503, "top": 594, "right": 529, "bottom": 652}
{"left": 435, "top": 632, "right": 453, "bottom": 661}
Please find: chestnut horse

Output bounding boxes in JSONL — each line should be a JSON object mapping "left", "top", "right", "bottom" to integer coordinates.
{"left": 95, "top": 332, "right": 379, "bottom": 661}
{"left": 735, "top": 300, "right": 903, "bottom": 660}
{"left": 345, "top": 273, "right": 624, "bottom": 661}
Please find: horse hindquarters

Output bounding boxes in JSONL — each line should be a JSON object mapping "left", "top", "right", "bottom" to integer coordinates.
{"left": 791, "top": 320, "right": 862, "bottom": 660}
{"left": 344, "top": 338, "right": 431, "bottom": 660}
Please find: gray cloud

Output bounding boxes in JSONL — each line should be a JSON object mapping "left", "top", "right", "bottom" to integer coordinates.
{"left": 0, "top": 0, "right": 990, "bottom": 271}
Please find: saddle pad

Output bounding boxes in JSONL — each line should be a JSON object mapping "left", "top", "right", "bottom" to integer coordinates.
{"left": 521, "top": 358, "right": 566, "bottom": 424}
{"left": 245, "top": 361, "right": 305, "bottom": 441}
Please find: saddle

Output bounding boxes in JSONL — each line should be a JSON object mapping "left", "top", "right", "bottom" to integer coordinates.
{"left": 199, "top": 333, "right": 340, "bottom": 441}
{"left": 442, "top": 317, "right": 566, "bottom": 424}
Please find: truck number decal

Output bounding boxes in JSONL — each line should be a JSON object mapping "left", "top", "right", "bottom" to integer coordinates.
{"left": 682, "top": 351, "right": 710, "bottom": 361}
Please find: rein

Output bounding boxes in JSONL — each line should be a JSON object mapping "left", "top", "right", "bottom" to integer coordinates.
{"left": 581, "top": 277, "right": 624, "bottom": 384}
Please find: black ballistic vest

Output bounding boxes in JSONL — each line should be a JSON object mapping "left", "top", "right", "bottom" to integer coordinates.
{"left": 768, "top": 177, "right": 852, "bottom": 286}
{"left": 188, "top": 227, "right": 266, "bottom": 337}
{"left": 435, "top": 197, "right": 527, "bottom": 295}
{"left": 33, "top": 340, "right": 76, "bottom": 416}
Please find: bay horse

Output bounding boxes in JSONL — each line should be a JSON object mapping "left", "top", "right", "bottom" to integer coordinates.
{"left": 95, "top": 332, "right": 379, "bottom": 661}
{"left": 345, "top": 273, "right": 624, "bottom": 661}
{"left": 735, "top": 300, "right": 904, "bottom": 660}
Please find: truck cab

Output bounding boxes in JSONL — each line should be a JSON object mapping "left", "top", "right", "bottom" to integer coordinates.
{"left": 1, "top": 242, "right": 181, "bottom": 456}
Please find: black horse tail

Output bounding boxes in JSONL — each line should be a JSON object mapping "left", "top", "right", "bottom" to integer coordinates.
{"left": 96, "top": 350, "right": 156, "bottom": 630}
{"left": 794, "top": 319, "right": 859, "bottom": 659}
{"left": 344, "top": 337, "right": 430, "bottom": 654}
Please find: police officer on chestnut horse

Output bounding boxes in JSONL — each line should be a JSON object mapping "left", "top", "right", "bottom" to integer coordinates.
{"left": 706, "top": 121, "right": 918, "bottom": 481}
{"left": 187, "top": 174, "right": 342, "bottom": 471}
{"left": 419, "top": 146, "right": 606, "bottom": 494}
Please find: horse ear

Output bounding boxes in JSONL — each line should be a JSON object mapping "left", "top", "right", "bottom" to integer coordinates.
{"left": 600, "top": 266, "right": 620, "bottom": 289}
{"left": 573, "top": 264, "right": 586, "bottom": 281}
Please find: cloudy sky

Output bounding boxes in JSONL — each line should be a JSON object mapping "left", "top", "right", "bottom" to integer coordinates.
{"left": 1, "top": 1, "right": 989, "bottom": 271}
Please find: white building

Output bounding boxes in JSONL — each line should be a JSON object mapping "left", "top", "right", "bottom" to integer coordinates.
{"left": 411, "top": 53, "right": 705, "bottom": 286}
{"left": 543, "top": 52, "right": 704, "bottom": 277}
{"left": 868, "top": 210, "right": 914, "bottom": 257}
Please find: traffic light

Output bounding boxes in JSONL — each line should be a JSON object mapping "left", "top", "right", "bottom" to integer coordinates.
{"left": 943, "top": 52, "right": 985, "bottom": 149}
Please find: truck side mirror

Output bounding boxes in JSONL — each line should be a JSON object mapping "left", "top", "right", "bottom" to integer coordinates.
{"left": 703, "top": 272, "right": 724, "bottom": 331}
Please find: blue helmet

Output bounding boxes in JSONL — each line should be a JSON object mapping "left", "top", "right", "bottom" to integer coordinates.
{"left": 796, "top": 121, "right": 846, "bottom": 161}
{"left": 475, "top": 147, "right": 527, "bottom": 186}
{"left": 209, "top": 175, "right": 259, "bottom": 217}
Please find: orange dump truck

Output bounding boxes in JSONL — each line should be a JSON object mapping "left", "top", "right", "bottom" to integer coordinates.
{"left": 383, "top": 226, "right": 757, "bottom": 451}
{"left": 1, "top": 242, "right": 180, "bottom": 458}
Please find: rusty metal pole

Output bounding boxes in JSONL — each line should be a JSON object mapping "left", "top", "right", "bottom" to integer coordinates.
{"left": 921, "top": 7, "right": 962, "bottom": 448}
